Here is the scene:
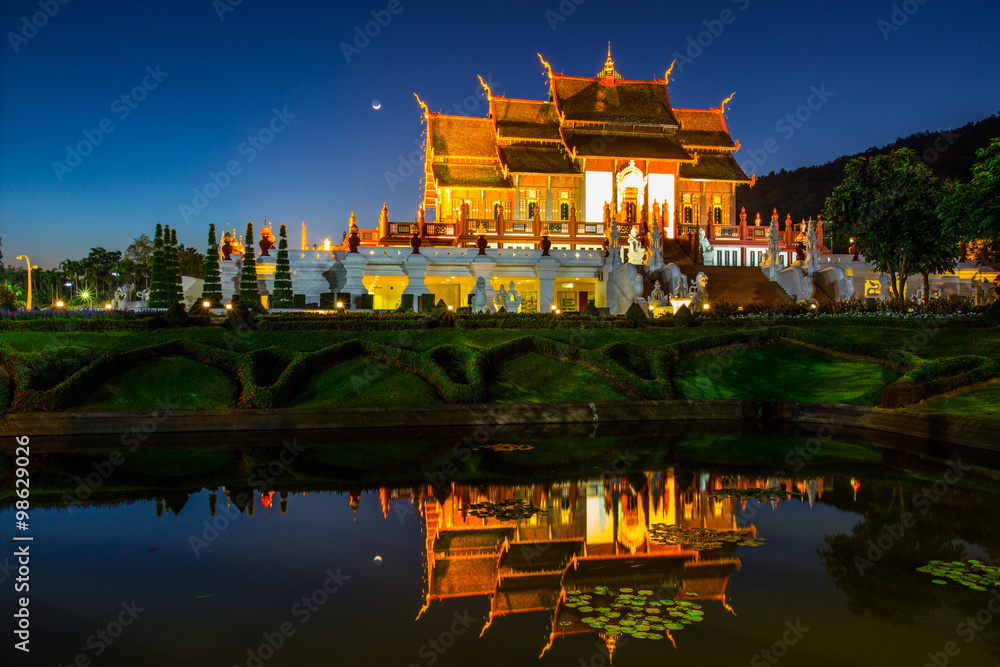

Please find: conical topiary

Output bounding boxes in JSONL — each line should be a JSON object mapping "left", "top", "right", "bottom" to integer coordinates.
{"left": 272, "top": 224, "right": 293, "bottom": 308}
{"left": 170, "top": 227, "right": 183, "bottom": 303}
{"left": 148, "top": 223, "right": 171, "bottom": 308}
{"left": 239, "top": 222, "right": 260, "bottom": 305}
{"left": 202, "top": 224, "right": 223, "bottom": 306}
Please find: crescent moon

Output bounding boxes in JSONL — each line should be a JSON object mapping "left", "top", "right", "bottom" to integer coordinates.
{"left": 372, "top": 100, "right": 381, "bottom": 110}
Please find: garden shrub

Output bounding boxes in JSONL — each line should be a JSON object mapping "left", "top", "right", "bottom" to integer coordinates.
{"left": 624, "top": 303, "right": 647, "bottom": 327}
{"left": 674, "top": 304, "right": 694, "bottom": 327}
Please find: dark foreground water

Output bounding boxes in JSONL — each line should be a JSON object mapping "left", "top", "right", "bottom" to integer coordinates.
{"left": 1, "top": 427, "right": 999, "bottom": 666}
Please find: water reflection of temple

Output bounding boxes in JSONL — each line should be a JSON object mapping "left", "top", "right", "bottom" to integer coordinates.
{"left": 367, "top": 469, "right": 827, "bottom": 657}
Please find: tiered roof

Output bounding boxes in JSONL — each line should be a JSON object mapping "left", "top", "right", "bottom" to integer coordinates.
{"left": 421, "top": 47, "right": 749, "bottom": 200}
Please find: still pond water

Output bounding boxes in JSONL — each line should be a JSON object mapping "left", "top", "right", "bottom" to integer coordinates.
{"left": 1, "top": 428, "right": 999, "bottom": 666}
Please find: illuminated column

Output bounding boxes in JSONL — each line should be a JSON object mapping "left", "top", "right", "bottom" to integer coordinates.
{"left": 340, "top": 253, "right": 368, "bottom": 308}
{"left": 648, "top": 174, "right": 675, "bottom": 239}
{"left": 546, "top": 176, "right": 552, "bottom": 221}
{"left": 402, "top": 253, "right": 430, "bottom": 299}
{"left": 301, "top": 221, "right": 307, "bottom": 250}
{"left": 513, "top": 175, "right": 520, "bottom": 220}
{"left": 535, "top": 255, "right": 558, "bottom": 312}
{"left": 585, "top": 171, "right": 612, "bottom": 225}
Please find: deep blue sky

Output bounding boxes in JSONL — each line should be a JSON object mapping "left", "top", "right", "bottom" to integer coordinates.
{"left": 2, "top": 0, "right": 999, "bottom": 268}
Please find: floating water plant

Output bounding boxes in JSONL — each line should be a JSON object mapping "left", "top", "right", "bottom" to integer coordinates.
{"left": 708, "top": 487, "right": 805, "bottom": 502}
{"left": 478, "top": 443, "right": 534, "bottom": 452}
{"left": 649, "top": 523, "right": 767, "bottom": 550}
{"left": 467, "top": 499, "right": 544, "bottom": 520}
{"left": 917, "top": 560, "right": 1000, "bottom": 592}
{"left": 562, "top": 587, "right": 706, "bottom": 641}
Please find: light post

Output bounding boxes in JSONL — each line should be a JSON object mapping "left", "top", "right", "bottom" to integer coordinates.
{"left": 16, "top": 255, "right": 37, "bottom": 310}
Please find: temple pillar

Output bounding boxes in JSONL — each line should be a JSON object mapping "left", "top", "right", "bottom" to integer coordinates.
{"left": 513, "top": 175, "right": 520, "bottom": 221}
{"left": 340, "top": 253, "right": 368, "bottom": 308}
{"left": 402, "top": 253, "right": 430, "bottom": 300}
{"left": 546, "top": 176, "right": 553, "bottom": 222}
{"left": 220, "top": 259, "right": 239, "bottom": 303}
{"left": 535, "top": 256, "right": 559, "bottom": 312}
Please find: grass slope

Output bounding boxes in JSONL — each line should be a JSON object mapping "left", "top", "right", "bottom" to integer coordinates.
{"left": 288, "top": 356, "right": 443, "bottom": 407}
{"left": 673, "top": 342, "right": 897, "bottom": 404}
{"left": 909, "top": 383, "right": 1000, "bottom": 422}
{"left": 489, "top": 353, "right": 626, "bottom": 403}
{"left": 72, "top": 357, "right": 238, "bottom": 411}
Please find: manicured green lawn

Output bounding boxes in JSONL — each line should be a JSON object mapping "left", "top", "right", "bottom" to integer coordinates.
{"left": 72, "top": 357, "right": 238, "bottom": 411}
{"left": 488, "top": 353, "right": 626, "bottom": 403}
{"left": 811, "top": 326, "right": 1000, "bottom": 360}
{"left": 909, "top": 382, "right": 1000, "bottom": 422}
{"left": 287, "top": 356, "right": 443, "bottom": 407}
{"left": 673, "top": 341, "right": 897, "bottom": 404}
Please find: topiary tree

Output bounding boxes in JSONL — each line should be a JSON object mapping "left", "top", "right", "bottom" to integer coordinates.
{"left": 271, "top": 224, "right": 293, "bottom": 308}
{"left": 239, "top": 222, "right": 260, "bottom": 305}
{"left": 148, "top": 223, "right": 171, "bottom": 308}
{"left": 674, "top": 304, "right": 694, "bottom": 327}
{"left": 625, "top": 302, "right": 647, "bottom": 327}
{"left": 169, "top": 227, "right": 184, "bottom": 303}
{"left": 202, "top": 223, "right": 223, "bottom": 306}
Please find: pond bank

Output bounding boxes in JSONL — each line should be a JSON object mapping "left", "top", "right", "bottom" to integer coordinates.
{"left": 2, "top": 400, "right": 995, "bottom": 453}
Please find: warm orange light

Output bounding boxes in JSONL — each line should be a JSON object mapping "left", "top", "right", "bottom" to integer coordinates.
{"left": 447, "top": 305, "right": 453, "bottom": 311}
{"left": 55, "top": 301, "right": 64, "bottom": 308}
{"left": 104, "top": 303, "right": 113, "bottom": 310}
{"left": 203, "top": 301, "right": 211, "bottom": 308}
{"left": 336, "top": 301, "right": 344, "bottom": 309}
{"left": 225, "top": 303, "right": 233, "bottom": 310}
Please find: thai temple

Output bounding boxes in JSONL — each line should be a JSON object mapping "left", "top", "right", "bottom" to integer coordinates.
{"left": 206, "top": 48, "right": 996, "bottom": 313}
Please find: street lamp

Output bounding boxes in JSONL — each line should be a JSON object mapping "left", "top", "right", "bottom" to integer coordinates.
{"left": 15, "top": 255, "right": 37, "bottom": 310}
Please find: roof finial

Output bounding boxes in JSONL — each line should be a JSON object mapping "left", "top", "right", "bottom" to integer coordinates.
{"left": 477, "top": 74, "right": 492, "bottom": 100}
{"left": 665, "top": 59, "right": 676, "bottom": 84}
{"left": 598, "top": 43, "right": 620, "bottom": 81}
{"left": 537, "top": 53, "right": 554, "bottom": 85}
{"left": 720, "top": 92, "right": 736, "bottom": 113}
{"left": 413, "top": 93, "right": 429, "bottom": 122}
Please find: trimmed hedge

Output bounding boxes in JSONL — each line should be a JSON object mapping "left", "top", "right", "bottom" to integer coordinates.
{"left": 1, "top": 323, "right": 996, "bottom": 412}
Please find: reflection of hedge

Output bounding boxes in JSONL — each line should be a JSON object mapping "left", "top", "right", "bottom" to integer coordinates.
{"left": 1, "top": 325, "right": 997, "bottom": 412}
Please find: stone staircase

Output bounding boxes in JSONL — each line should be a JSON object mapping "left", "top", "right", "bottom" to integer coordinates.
{"left": 661, "top": 238, "right": 694, "bottom": 265}
{"left": 675, "top": 265, "right": 794, "bottom": 306}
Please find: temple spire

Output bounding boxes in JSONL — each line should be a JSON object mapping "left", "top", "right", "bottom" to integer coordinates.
{"left": 598, "top": 42, "right": 621, "bottom": 81}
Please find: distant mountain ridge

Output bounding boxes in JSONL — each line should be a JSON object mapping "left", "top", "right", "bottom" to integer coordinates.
{"left": 734, "top": 113, "right": 1000, "bottom": 224}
